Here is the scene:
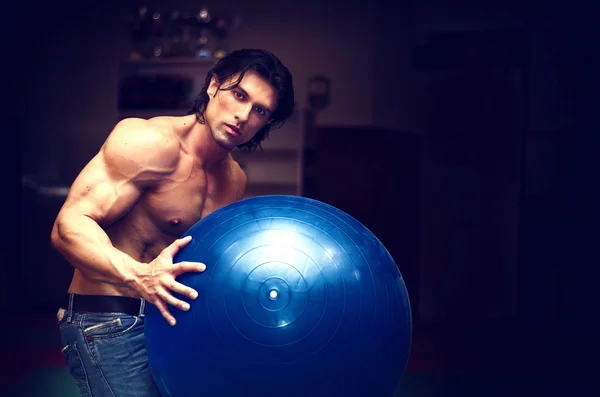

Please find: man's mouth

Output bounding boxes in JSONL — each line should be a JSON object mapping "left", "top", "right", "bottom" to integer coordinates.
{"left": 225, "top": 124, "right": 241, "bottom": 136}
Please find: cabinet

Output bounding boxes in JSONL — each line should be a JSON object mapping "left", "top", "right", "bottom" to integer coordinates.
{"left": 117, "top": 59, "right": 306, "bottom": 198}
{"left": 118, "top": 58, "right": 212, "bottom": 119}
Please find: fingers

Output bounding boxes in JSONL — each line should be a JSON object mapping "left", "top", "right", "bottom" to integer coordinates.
{"left": 149, "top": 237, "right": 205, "bottom": 327}
{"left": 171, "top": 261, "right": 206, "bottom": 277}
{"left": 157, "top": 288, "right": 191, "bottom": 312}
{"left": 153, "top": 298, "right": 177, "bottom": 326}
{"left": 148, "top": 284, "right": 195, "bottom": 327}
{"left": 157, "top": 262, "right": 205, "bottom": 319}
{"left": 161, "top": 235, "right": 192, "bottom": 258}
{"left": 165, "top": 278, "right": 199, "bottom": 300}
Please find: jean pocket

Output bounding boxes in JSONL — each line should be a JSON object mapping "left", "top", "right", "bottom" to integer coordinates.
{"left": 61, "top": 343, "right": 92, "bottom": 397}
{"left": 83, "top": 315, "right": 139, "bottom": 340}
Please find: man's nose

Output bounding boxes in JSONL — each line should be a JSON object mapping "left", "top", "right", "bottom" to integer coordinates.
{"left": 235, "top": 104, "right": 252, "bottom": 123}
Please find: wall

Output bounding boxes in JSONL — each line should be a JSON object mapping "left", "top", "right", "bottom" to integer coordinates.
{"left": 406, "top": 2, "right": 599, "bottom": 322}
{"left": 10, "top": 0, "right": 402, "bottom": 310}
{"left": 7, "top": 0, "right": 597, "bottom": 315}
{"left": 14, "top": 0, "right": 405, "bottom": 177}
{"left": 12, "top": 1, "right": 584, "bottom": 171}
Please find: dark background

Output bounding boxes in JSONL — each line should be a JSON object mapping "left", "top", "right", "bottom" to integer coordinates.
{"left": 2, "top": 0, "right": 598, "bottom": 394}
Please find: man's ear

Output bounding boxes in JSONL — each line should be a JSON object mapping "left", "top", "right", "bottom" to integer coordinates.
{"left": 207, "top": 75, "right": 219, "bottom": 97}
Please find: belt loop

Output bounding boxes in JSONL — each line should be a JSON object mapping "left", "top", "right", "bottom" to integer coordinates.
{"left": 67, "top": 293, "right": 74, "bottom": 322}
{"left": 139, "top": 298, "right": 146, "bottom": 318}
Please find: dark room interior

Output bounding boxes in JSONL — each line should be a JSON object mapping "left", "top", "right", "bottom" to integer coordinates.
{"left": 2, "top": 0, "right": 598, "bottom": 395}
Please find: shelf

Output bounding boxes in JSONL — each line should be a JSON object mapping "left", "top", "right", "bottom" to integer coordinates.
{"left": 118, "top": 109, "right": 191, "bottom": 119}
{"left": 118, "top": 59, "right": 213, "bottom": 113}
{"left": 120, "top": 58, "right": 216, "bottom": 67}
{"left": 118, "top": 59, "right": 213, "bottom": 77}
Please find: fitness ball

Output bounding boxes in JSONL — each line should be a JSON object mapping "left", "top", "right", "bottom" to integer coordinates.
{"left": 145, "top": 195, "right": 412, "bottom": 396}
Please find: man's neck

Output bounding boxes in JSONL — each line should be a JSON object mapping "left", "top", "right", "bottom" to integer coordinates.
{"left": 187, "top": 117, "right": 231, "bottom": 168}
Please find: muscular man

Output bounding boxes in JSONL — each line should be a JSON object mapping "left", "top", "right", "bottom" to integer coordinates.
{"left": 51, "top": 48, "right": 295, "bottom": 396}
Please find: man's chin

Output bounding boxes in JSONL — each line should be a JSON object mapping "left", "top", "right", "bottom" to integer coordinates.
{"left": 216, "top": 137, "right": 239, "bottom": 151}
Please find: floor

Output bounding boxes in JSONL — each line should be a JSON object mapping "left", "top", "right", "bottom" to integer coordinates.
{"left": 0, "top": 312, "right": 578, "bottom": 397}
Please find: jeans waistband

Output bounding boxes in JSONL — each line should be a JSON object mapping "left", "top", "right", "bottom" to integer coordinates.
{"left": 63, "top": 293, "right": 146, "bottom": 319}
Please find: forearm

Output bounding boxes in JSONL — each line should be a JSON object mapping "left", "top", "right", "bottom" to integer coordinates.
{"left": 51, "top": 214, "right": 140, "bottom": 288}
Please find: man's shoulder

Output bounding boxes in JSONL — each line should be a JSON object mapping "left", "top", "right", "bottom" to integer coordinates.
{"left": 226, "top": 155, "right": 248, "bottom": 191}
{"left": 226, "top": 157, "right": 247, "bottom": 200}
{"left": 103, "top": 118, "right": 181, "bottom": 172}
{"left": 228, "top": 155, "right": 247, "bottom": 179}
{"left": 111, "top": 117, "right": 178, "bottom": 142}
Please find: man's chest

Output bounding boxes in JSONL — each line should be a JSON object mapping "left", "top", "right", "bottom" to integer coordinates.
{"left": 141, "top": 169, "right": 239, "bottom": 235}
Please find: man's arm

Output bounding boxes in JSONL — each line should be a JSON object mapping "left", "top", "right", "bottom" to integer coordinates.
{"left": 51, "top": 118, "right": 178, "bottom": 284}
{"left": 51, "top": 118, "right": 202, "bottom": 325}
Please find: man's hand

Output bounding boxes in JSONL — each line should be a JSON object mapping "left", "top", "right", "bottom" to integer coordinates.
{"left": 135, "top": 235, "right": 206, "bottom": 326}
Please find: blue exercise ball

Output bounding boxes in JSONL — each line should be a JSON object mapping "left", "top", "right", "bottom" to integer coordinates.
{"left": 145, "top": 195, "right": 412, "bottom": 397}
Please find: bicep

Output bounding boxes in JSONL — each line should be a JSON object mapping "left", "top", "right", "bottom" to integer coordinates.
{"left": 59, "top": 153, "right": 144, "bottom": 228}
{"left": 58, "top": 119, "right": 180, "bottom": 226}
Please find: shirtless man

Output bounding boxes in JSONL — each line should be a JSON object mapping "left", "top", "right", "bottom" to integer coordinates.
{"left": 50, "top": 48, "right": 295, "bottom": 396}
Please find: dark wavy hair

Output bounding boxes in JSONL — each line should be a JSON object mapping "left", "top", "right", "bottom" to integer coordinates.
{"left": 188, "top": 49, "right": 295, "bottom": 151}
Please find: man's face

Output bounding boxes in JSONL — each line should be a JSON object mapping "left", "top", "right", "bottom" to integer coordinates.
{"left": 205, "top": 70, "right": 278, "bottom": 150}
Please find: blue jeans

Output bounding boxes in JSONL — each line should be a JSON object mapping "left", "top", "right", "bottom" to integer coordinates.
{"left": 57, "top": 295, "right": 162, "bottom": 397}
